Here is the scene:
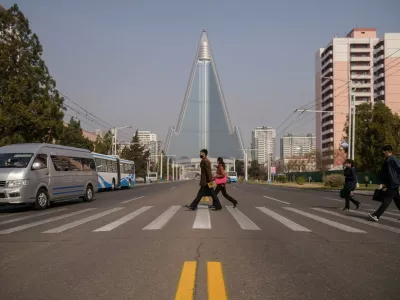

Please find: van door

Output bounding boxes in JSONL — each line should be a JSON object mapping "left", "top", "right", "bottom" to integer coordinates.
{"left": 30, "top": 154, "right": 51, "bottom": 200}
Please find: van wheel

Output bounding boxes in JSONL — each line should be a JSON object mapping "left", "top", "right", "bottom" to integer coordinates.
{"left": 111, "top": 179, "right": 116, "bottom": 191}
{"left": 35, "top": 188, "right": 49, "bottom": 210}
{"left": 83, "top": 185, "right": 94, "bottom": 202}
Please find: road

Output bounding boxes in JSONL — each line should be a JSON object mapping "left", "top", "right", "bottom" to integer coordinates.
{"left": 0, "top": 181, "right": 399, "bottom": 299}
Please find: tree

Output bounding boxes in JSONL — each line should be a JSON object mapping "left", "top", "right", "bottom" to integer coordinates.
{"left": 344, "top": 102, "right": 400, "bottom": 173}
{"left": 120, "top": 129, "right": 150, "bottom": 178}
{"left": 56, "top": 118, "right": 93, "bottom": 150}
{"left": 248, "top": 160, "right": 261, "bottom": 179}
{"left": 235, "top": 159, "right": 244, "bottom": 177}
{"left": 0, "top": 5, "right": 64, "bottom": 146}
{"left": 94, "top": 130, "right": 113, "bottom": 155}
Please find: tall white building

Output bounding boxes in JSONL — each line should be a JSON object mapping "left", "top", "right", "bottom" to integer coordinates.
{"left": 280, "top": 134, "right": 316, "bottom": 159}
{"left": 251, "top": 127, "right": 276, "bottom": 164}
{"left": 136, "top": 131, "right": 158, "bottom": 162}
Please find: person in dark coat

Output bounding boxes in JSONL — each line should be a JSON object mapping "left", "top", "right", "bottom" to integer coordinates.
{"left": 342, "top": 159, "right": 360, "bottom": 210}
{"left": 185, "top": 149, "right": 222, "bottom": 211}
{"left": 368, "top": 145, "right": 400, "bottom": 222}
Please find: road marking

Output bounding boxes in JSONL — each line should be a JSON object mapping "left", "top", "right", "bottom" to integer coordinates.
{"left": 312, "top": 208, "right": 400, "bottom": 234}
{"left": 0, "top": 208, "right": 68, "bottom": 225}
{"left": 256, "top": 207, "right": 311, "bottom": 232}
{"left": 285, "top": 207, "right": 366, "bottom": 233}
{"left": 94, "top": 206, "right": 152, "bottom": 232}
{"left": 233, "top": 186, "right": 238, "bottom": 189}
{"left": 351, "top": 210, "right": 400, "bottom": 224}
{"left": 366, "top": 209, "right": 400, "bottom": 217}
{"left": 226, "top": 206, "right": 260, "bottom": 230}
{"left": 121, "top": 196, "right": 145, "bottom": 204}
{"left": 0, "top": 208, "right": 96, "bottom": 234}
{"left": 263, "top": 196, "right": 290, "bottom": 205}
{"left": 324, "top": 197, "right": 342, "bottom": 202}
{"left": 171, "top": 187, "right": 176, "bottom": 190}
{"left": 193, "top": 206, "right": 211, "bottom": 229}
{"left": 43, "top": 207, "right": 124, "bottom": 233}
{"left": 175, "top": 261, "right": 196, "bottom": 300}
{"left": 207, "top": 262, "right": 228, "bottom": 300}
{"left": 143, "top": 206, "right": 180, "bottom": 230}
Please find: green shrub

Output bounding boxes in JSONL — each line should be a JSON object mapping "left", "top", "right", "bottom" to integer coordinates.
{"left": 323, "top": 174, "right": 344, "bottom": 188}
{"left": 277, "top": 175, "right": 287, "bottom": 183}
{"left": 295, "top": 176, "right": 306, "bottom": 185}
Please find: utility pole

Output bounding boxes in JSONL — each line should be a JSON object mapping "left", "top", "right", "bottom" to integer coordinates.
{"left": 166, "top": 158, "right": 169, "bottom": 181}
{"left": 112, "top": 125, "right": 132, "bottom": 156}
{"left": 172, "top": 161, "right": 175, "bottom": 181}
{"left": 350, "top": 82, "right": 356, "bottom": 160}
{"left": 267, "top": 138, "right": 271, "bottom": 184}
{"left": 159, "top": 152, "right": 163, "bottom": 182}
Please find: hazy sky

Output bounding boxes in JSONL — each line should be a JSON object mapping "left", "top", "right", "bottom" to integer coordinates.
{"left": 3, "top": 0, "right": 399, "bottom": 147}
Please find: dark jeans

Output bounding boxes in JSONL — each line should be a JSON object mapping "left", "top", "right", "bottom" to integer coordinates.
{"left": 189, "top": 185, "right": 222, "bottom": 209}
{"left": 345, "top": 194, "right": 360, "bottom": 209}
{"left": 213, "top": 184, "right": 237, "bottom": 206}
{"left": 373, "top": 187, "right": 400, "bottom": 218}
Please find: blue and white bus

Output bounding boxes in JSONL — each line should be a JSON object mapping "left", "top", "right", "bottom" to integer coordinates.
{"left": 227, "top": 171, "right": 238, "bottom": 183}
{"left": 92, "top": 153, "right": 135, "bottom": 191}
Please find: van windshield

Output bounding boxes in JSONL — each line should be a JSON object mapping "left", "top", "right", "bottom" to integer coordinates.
{"left": 0, "top": 153, "right": 33, "bottom": 168}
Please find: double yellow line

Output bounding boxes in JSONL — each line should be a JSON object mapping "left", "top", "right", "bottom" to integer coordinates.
{"left": 175, "top": 261, "right": 228, "bottom": 300}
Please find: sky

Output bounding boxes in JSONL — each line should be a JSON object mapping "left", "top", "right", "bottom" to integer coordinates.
{"left": 2, "top": 0, "right": 399, "bottom": 148}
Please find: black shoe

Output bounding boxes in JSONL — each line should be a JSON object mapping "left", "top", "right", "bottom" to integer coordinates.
{"left": 208, "top": 205, "right": 214, "bottom": 209}
{"left": 355, "top": 202, "right": 360, "bottom": 210}
{"left": 233, "top": 201, "right": 238, "bottom": 208}
{"left": 213, "top": 207, "right": 222, "bottom": 211}
{"left": 184, "top": 205, "right": 196, "bottom": 210}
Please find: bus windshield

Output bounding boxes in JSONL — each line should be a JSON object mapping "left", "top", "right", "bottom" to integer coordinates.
{"left": 0, "top": 153, "right": 33, "bottom": 168}
{"left": 228, "top": 172, "right": 237, "bottom": 177}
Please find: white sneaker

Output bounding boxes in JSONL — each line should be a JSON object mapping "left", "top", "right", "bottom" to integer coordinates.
{"left": 368, "top": 213, "right": 379, "bottom": 222}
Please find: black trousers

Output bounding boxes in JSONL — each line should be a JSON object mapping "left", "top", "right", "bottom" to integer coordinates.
{"left": 189, "top": 185, "right": 222, "bottom": 209}
{"left": 373, "top": 187, "right": 400, "bottom": 218}
{"left": 213, "top": 184, "right": 237, "bottom": 206}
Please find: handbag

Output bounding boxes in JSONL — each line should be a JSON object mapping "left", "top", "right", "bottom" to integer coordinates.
{"left": 372, "top": 189, "right": 385, "bottom": 202}
{"left": 214, "top": 176, "right": 227, "bottom": 185}
{"left": 339, "top": 189, "right": 345, "bottom": 199}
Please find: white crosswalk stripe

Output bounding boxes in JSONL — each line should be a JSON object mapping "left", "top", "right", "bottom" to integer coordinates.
{"left": 263, "top": 196, "right": 290, "bottom": 205}
{"left": 0, "top": 208, "right": 96, "bottom": 234}
{"left": 43, "top": 208, "right": 124, "bottom": 233}
{"left": 0, "top": 208, "right": 68, "bottom": 226}
{"left": 95, "top": 207, "right": 152, "bottom": 232}
{"left": 143, "top": 206, "right": 180, "bottom": 230}
{"left": 193, "top": 206, "right": 211, "bottom": 229}
{"left": 226, "top": 206, "right": 260, "bottom": 230}
{"left": 284, "top": 207, "right": 366, "bottom": 233}
{"left": 256, "top": 207, "right": 311, "bottom": 232}
{"left": 312, "top": 208, "right": 400, "bottom": 234}
{"left": 366, "top": 209, "right": 400, "bottom": 218}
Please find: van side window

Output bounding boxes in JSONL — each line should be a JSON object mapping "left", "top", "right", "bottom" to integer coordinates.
{"left": 82, "top": 158, "right": 96, "bottom": 171}
{"left": 69, "top": 157, "right": 83, "bottom": 171}
{"left": 51, "top": 155, "right": 63, "bottom": 171}
{"left": 32, "top": 154, "right": 47, "bottom": 170}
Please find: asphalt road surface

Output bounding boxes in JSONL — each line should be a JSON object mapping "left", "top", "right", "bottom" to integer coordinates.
{"left": 1, "top": 181, "right": 399, "bottom": 300}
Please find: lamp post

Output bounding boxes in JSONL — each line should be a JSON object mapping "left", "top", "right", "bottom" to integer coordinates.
{"left": 112, "top": 125, "right": 132, "bottom": 156}
{"left": 239, "top": 148, "right": 257, "bottom": 182}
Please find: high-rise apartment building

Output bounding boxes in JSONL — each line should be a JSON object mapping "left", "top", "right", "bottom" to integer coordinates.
{"left": 251, "top": 127, "right": 276, "bottom": 164}
{"left": 280, "top": 134, "right": 316, "bottom": 159}
{"left": 373, "top": 33, "right": 400, "bottom": 111}
{"left": 315, "top": 28, "right": 400, "bottom": 169}
{"left": 136, "top": 131, "right": 158, "bottom": 162}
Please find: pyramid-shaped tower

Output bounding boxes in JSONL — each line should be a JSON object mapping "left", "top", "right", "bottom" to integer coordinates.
{"left": 165, "top": 30, "right": 244, "bottom": 159}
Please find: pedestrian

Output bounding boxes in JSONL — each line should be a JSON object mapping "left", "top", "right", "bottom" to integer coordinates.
{"left": 368, "top": 145, "right": 400, "bottom": 222}
{"left": 185, "top": 149, "right": 222, "bottom": 211}
{"left": 209, "top": 157, "right": 238, "bottom": 208}
{"left": 342, "top": 159, "right": 360, "bottom": 210}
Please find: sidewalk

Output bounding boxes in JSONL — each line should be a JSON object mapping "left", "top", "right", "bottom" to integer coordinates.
{"left": 248, "top": 182, "right": 375, "bottom": 196}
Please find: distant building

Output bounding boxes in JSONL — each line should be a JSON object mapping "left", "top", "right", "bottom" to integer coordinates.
{"left": 315, "top": 28, "right": 400, "bottom": 169}
{"left": 136, "top": 131, "right": 158, "bottom": 162}
{"left": 280, "top": 134, "right": 316, "bottom": 159}
{"left": 251, "top": 126, "right": 276, "bottom": 164}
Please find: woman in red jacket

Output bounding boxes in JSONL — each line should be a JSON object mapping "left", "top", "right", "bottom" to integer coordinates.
{"left": 210, "top": 157, "right": 238, "bottom": 208}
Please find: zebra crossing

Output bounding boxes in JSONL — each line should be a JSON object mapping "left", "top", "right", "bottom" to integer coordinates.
{"left": 0, "top": 203, "right": 399, "bottom": 236}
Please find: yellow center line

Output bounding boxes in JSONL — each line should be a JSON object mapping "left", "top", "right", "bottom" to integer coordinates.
{"left": 175, "top": 261, "right": 197, "bottom": 300}
{"left": 207, "top": 261, "right": 228, "bottom": 300}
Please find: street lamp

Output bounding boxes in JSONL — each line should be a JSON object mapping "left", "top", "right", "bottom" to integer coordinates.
{"left": 112, "top": 125, "right": 132, "bottom": 156}
{"left": 239, "top": 148, "right": 257, "bottom": 182}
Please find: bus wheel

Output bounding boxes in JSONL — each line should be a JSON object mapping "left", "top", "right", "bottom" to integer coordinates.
{"left": 128, "top": 180, "right": 131, "bottom": 189}
{"left": 83, "top": 184, "right": 94, "bottom": 202}
{"left": 34, "top": 188, "right": 49, "bottom": 210}
{"left": 111, "top": 179, "right": 116, "bottom": 191}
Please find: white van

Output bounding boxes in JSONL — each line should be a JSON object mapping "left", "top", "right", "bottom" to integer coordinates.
{"left": 0, "top": 143, "right": 98, "bottom": 209}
